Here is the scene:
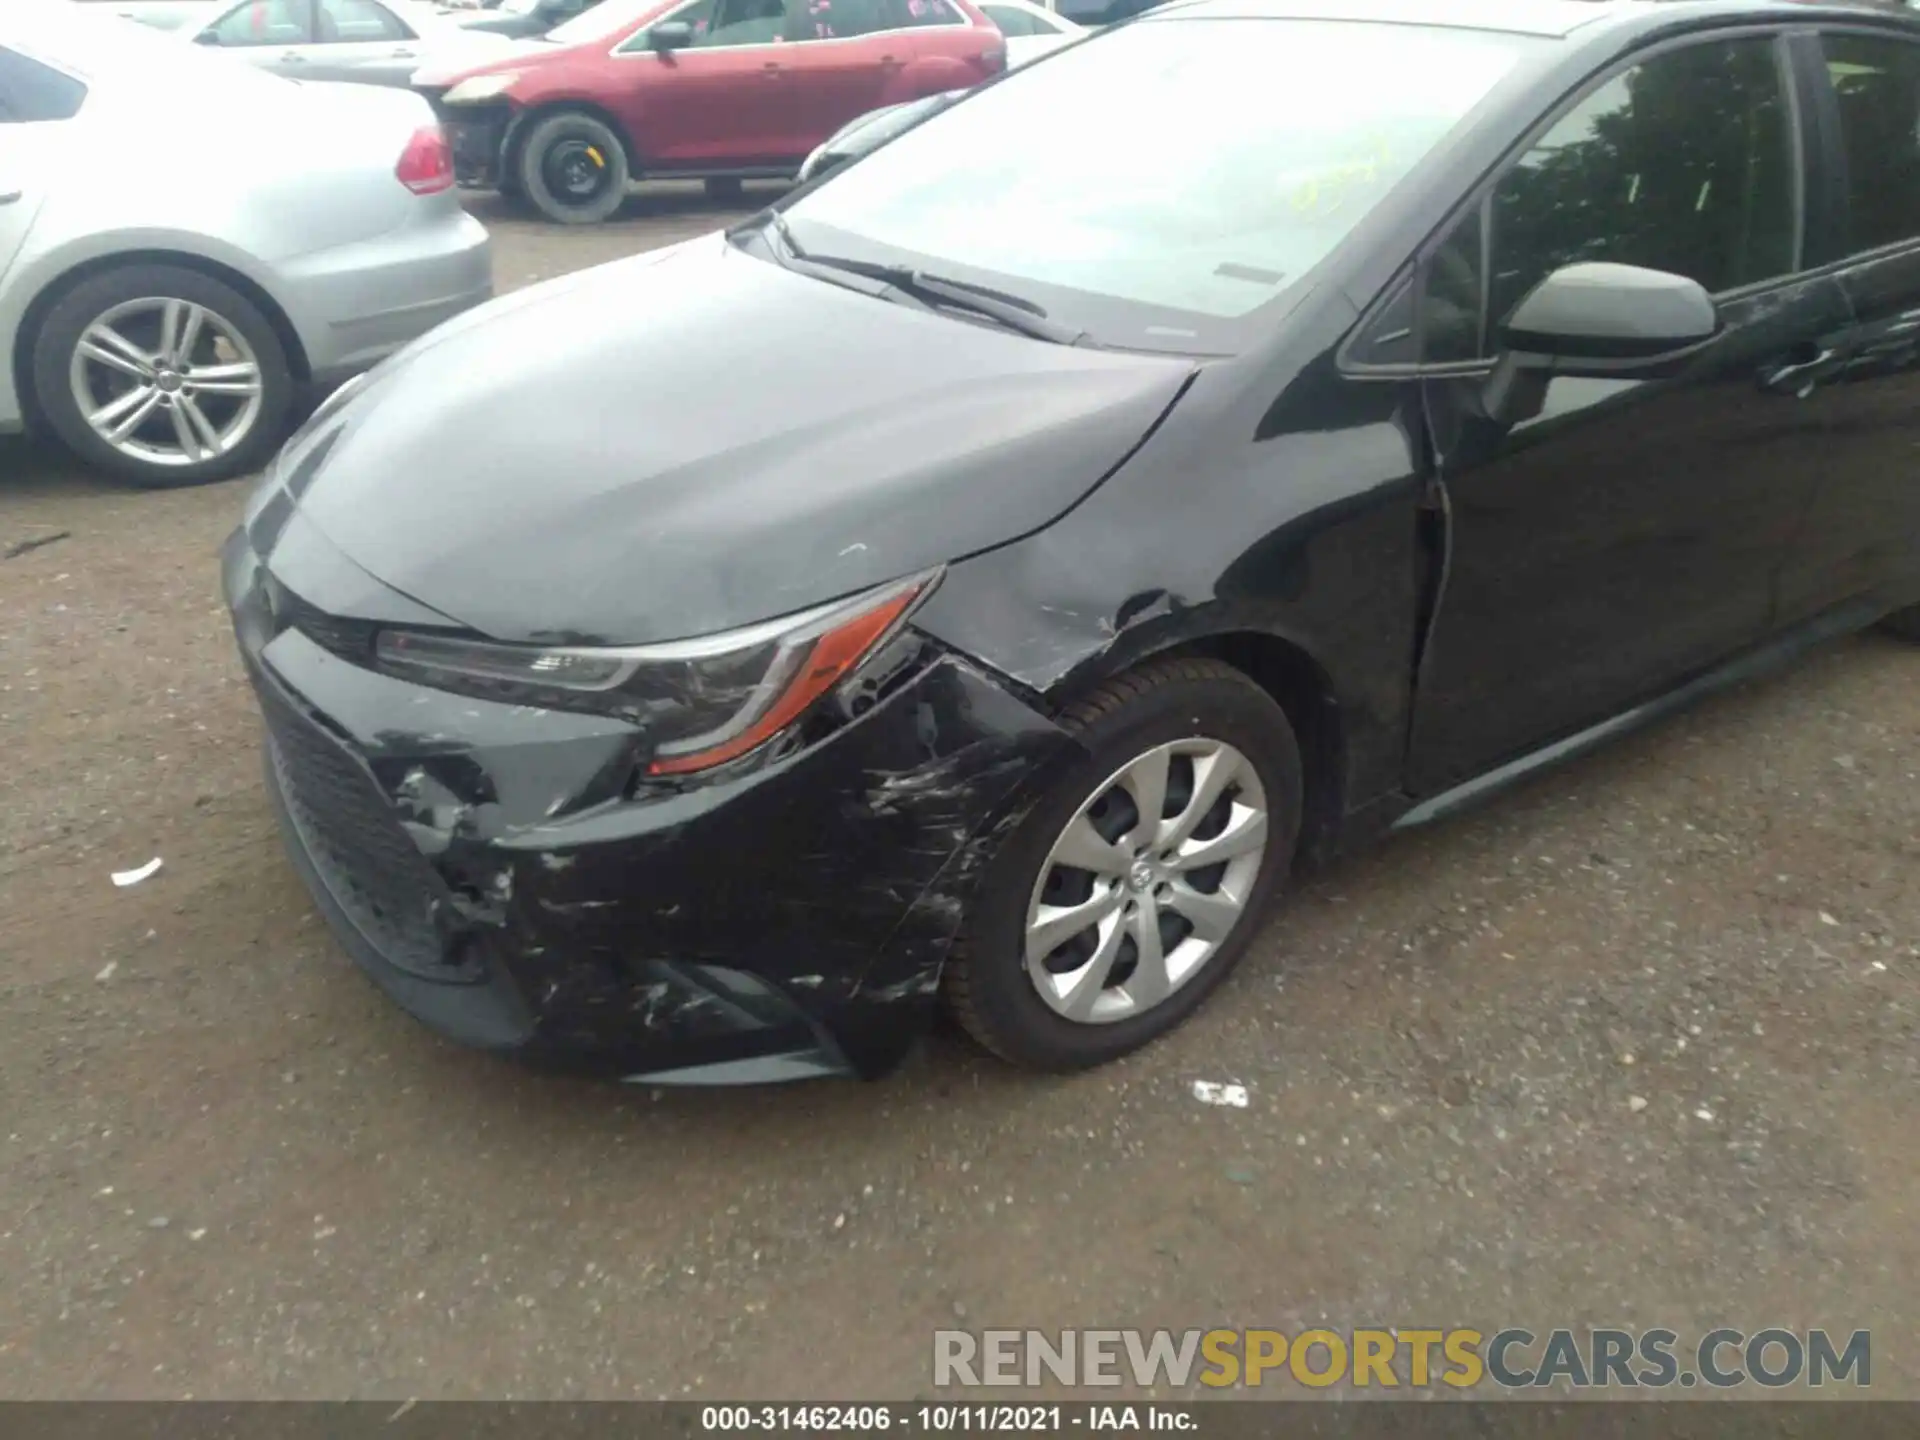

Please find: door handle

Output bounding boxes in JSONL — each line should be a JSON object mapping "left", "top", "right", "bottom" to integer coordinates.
{"left": 279, "top": 50, "right": 308, "bottom": 62}
{"left": 390, "top": 45, "right": 416, "bottom": 57}
{"left": 762, "top": 60, "right": 783, "bottom": 77}
{"left": 1758, "top": 344, "right": 1839, "bottom": 398}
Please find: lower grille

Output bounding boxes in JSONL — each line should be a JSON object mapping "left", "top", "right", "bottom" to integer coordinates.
{"left": 259, "top": 682, "right": 481, "bottom": 984}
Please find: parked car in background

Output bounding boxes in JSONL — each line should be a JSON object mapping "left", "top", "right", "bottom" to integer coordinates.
{"left": 172, "top": 0, "right": 517, "bottom": 85}
{"left": 453, "top": 0, "right": 608, "bottom": 38}
{"left": 795, "top": 0, "right": 1075, "bottom": 180}
{"left": 415, "top": 0, "right": 1007, "bottom": 222}
{"left": 977, "top": 0, "right": 1079, "bottom": 62}
{"left": 1, "top": 2, "right": 491, "bottom": 486}
{"left": 231, "top": 0, "right": 1920, "bottom": 1083}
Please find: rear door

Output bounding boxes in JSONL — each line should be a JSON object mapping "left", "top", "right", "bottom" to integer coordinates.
{"left": 299, "top": 0, "right": 424, "bottom": 84}
{"left": 1772, "top": 25, "right": 1920, "bottom": 622}
{"left": 610, "top": 0, "right": 797, "bottom": 167}
{"left": 0, "top": 45, "right": 88, "bottom": 283}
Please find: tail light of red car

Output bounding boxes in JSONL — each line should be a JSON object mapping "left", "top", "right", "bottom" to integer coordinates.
{"left": 396, "top": 125, "right": 455, "bottom": 196}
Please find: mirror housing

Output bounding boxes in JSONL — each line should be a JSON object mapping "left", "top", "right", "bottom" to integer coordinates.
{"left": 192, "top": 28, "right": 222, "bottom": 43}
{"left": 1482, "top": 262, "right": 1717, "bottom": 424}
{"left": 649, "top": 19, "right": 694, "bottom": 49}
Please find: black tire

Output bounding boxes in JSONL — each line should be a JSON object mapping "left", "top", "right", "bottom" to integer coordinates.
{"left": 515, "top": 110, "right": 630, "bottom": 224}
{"left": 703, "top": 176, "right": 745, "bottom": 203}
{"left": 30, "top": 263, "right": 294, "bottom": 489}
{"left": 944, "top": 657, "right": 1303, "bottom": 1071}
{"left": 1877, "top": 605, "right": 1920, "bottom": 641}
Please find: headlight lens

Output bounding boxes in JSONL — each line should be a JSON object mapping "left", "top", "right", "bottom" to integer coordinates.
{"left": 373, "top": 571, "right": 936, "bottom": 775}
{"left": 442, "top": 72, "right": 519, "bottom": 104}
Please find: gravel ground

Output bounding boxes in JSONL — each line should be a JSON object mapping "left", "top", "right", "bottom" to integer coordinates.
{"left": 0, "top": 186, "right": 1915, "bottom": 1401}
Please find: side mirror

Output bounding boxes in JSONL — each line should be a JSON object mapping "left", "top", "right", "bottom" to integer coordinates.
{"left": 193, "top": 28, "right": 222, "bottom": 43}
{"left": 1482, "top": 262, "right": 1716, "bottom": 424}
{"left": 649, "top": 19, "right": 694, "bottom": 49}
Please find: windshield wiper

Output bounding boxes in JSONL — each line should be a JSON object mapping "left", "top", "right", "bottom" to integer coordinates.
{"left": 737, "top": 210, "right": 937, "bottom": 313}
{"left": 746, "top": 212, "right": 1086, "bottom": 346}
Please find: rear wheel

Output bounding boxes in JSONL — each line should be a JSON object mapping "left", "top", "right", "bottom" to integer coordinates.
{"left": 30, "top": 263, "right": 293, "bottom": 488}
{"left": 515, "top": 110, "right": 630, "bottom": 225}
{"left": 944, "top": 657, "right": 1302, "bottom": 1071}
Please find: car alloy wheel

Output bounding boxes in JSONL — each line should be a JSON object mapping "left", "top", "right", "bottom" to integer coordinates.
{"left": 31, "top": 261, "right": 294, "bottom": 488}
{"left": 1025, "top": 738, "right": 1268, "bottom": 1024}
{"left": 68, "top": 297, "right": 265, "bottom": 471}
{"left": 944, "top": 656, "right": 1303, "bottom": 1071}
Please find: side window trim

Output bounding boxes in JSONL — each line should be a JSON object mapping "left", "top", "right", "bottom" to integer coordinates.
{"left": 1341, "top": 24, "right": 1810, "bottom": 379}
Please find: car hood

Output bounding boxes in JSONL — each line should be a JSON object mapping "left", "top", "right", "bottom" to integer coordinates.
{"left": 274, "top": 233, "right": 1195, "bottom": 646}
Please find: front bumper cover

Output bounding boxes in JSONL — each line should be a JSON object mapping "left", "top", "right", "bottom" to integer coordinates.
{"left": 224, "top": 526, "right": 1073, "bottom": 1082}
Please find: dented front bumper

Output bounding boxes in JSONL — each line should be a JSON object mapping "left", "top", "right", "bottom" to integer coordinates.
{"left": 223, "top": 527, "right": 1072, "bottom": 1083}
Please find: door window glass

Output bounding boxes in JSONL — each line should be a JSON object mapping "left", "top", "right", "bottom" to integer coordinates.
{"left": 1423, "top": 201, "right": 1485, "bottom": 362}
{"left": 0, "top": 46, "right": 88, "bottom": 123}
{"left": 622, "top": 0, "right": 715, "bottom": 50}
{"left": 1489, "top": 37, "right": 1794, "bottom": 326}
{"left": 1823, "top": 34, "right": 1920, "bottom": 253}
{"left": 694, "top": 0, "right": 785, "bottom": 45}
{"left": 207, "top": 0, "right": 314, "bottom": 45}
{"left": 888, "top": 0, "right": 962, "bottom": 27}
{"left": 799, "top": 0, "right": 892, "bottom": 39}
{"left": 315, "top": 0, "right": 415, "bottom": 41}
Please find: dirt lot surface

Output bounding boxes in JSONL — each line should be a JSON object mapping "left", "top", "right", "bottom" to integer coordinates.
{"left": 1, "top": 187, "right": 1916, "bottom": 1401}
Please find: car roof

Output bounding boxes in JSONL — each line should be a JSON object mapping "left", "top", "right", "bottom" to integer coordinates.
{"left": 1141, "top": 0, "right": 1920, "bottom": 40}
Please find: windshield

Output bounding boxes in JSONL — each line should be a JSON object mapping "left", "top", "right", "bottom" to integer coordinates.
{"left": 785, "top": 18, "right": 1533, "bottom": 352}
{"left": 546, "top": 0, "right": 659, "bottom": 43}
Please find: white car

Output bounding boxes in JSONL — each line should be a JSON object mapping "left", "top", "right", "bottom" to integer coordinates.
{"left": 976, "top": 0, "right": 1083, "bottom": 66}
{"left": 105, "top": 0, "right": 518, "bottom": 84}
{"left": 1, "top": 1, "right": 492, "bottom": 485}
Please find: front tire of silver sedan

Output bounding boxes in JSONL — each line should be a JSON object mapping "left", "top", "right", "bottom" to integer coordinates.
{"left": 29, "top": 263, "right": 294, "bottom": 489}
{"left": 944, "top": 657, "right": 1303, "bottom": 1071}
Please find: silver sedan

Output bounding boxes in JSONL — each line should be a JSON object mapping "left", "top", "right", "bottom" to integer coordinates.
{"left": 167, "top": 0, "right": 521, "bottom": 87}
{"left": 1, "top": 1, "right": 492, "bottom": 486}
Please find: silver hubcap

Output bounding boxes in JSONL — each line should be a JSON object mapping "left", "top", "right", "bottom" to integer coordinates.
{"left": 1025, "top": 738, "right": 1269, "bottom": 1025}
{"left": 69, "top": 297, "right": 263, "bottom": 468}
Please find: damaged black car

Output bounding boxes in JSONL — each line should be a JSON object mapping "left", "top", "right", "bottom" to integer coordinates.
{"left": 227, "top": 0, "right": 1920, "bottom": 1082}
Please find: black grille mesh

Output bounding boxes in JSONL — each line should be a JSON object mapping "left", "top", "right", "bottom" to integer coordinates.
{"left": 260, "top": 682, "right": 481, "bottom": 984}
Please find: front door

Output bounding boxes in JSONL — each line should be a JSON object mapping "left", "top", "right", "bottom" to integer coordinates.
{"left": 195, "top": 0, "right": 317, "bottom": 72}
{"left": 1408, "top": 32, "right": 1854, "bottom": 793}
{"left": 614, "top": 0, "right": 797, "bottom": 168}
{"left": 298, "top": 0, "right": 423, "bottom": 84}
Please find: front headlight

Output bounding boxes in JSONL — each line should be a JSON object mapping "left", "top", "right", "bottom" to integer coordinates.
{"left": 373, "top": 571, "right": 937, "bottom": 776}
{"left": 441, "top": 71, "right": 520, "bottom": 104}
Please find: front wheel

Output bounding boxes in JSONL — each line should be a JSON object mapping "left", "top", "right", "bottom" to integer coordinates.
{"left": 515, "top": 110, "right": 630, "bottom": 225}
{"left": 944, "top": 657, "right": 1302, "bottom": 1071}
{"left": 30, "top": 263, "right": 294, "bottom": 488}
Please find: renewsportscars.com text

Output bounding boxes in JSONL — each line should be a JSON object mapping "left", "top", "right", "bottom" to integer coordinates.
{"left": 932, "top": 1327, "right": 1872, "bottom": 1390}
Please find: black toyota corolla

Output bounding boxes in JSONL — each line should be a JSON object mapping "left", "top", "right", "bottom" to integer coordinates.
{"left": 228, "top": 0, "right": 1920, "bottom": 1083}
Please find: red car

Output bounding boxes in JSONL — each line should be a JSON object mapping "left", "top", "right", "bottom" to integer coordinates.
{"left": 414, "top": 0, "right": 1006, "bottom": 222}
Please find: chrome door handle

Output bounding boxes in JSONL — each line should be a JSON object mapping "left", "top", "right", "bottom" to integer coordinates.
{"left": 1759, "top": 346, "right": 1839, "bottom": 398}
